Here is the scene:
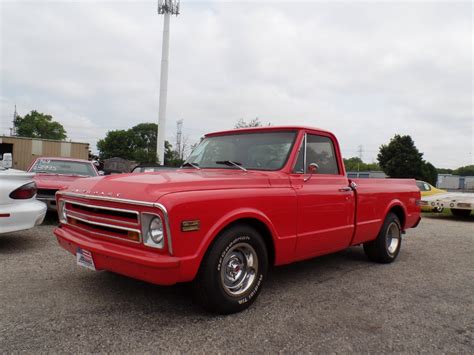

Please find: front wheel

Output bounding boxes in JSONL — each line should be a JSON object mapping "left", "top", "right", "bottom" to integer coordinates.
{"left": 193, "top": 224, "right": 268, "bottom": 314}
{"left": 363, "top": 213, "right": 402, "bottom": 263}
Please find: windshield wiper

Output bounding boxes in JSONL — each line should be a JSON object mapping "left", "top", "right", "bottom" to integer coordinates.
{"left": 181, "top": 162, "right": 201, "bottom": 170}
{"left": 215, "top": 160, "right": 248, "bottom": 172}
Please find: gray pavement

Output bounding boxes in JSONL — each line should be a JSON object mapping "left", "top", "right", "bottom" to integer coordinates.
{"left": 1, "top": 214, "right": 473, "bottom": 352}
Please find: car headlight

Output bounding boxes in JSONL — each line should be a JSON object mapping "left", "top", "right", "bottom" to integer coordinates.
{"left": 149, "top": 217, "right": 164, "bottom": 244}
{"left": 142, "top": 214, "right": 165, "bottom": 249}
{"left": 58, "top": 200, "right": 67, "bottom": 223}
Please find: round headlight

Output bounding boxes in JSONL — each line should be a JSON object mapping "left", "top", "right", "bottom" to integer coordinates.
{"left": 148, "top": 216, "right": 164, "bottom": 244}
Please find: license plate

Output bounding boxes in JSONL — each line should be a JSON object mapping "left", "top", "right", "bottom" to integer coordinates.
{"left": 76, "top": 248, "right": 96, "bottom": 271}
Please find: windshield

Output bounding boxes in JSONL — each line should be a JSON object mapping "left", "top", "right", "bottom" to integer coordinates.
{"left": 30, "top": 159, "right": 97, "bottom": 177}
{"left": 184, "top": 131, "right": 297, "bottom": 171}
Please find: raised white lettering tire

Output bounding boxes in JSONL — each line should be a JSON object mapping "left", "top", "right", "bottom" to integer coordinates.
{"left": 363, "top": 212, "right": 402, "bottom": 263}
{"left": 193, "top": 224, "right": 268, "bottom": 314}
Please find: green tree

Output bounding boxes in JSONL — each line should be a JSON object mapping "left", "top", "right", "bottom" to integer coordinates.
{"left": 14, "top": 110, "right": 67, "bottom": 140}
{"left": 437, "top": 168, "right": 453, "bottom": 174}
{"left": 343, "top": 157, "right": 381, "bottom": 172}
{"left": 421, "top": 162, "right": 438, "bottom": 185}
{"left": 377, "top": 135, "right": 425, "bottom": 179}
{"left": 97, "top": 129, "right": 138, "bottom": 161}
{"left": 164, "top": 140, "right": 184, "bottom": 167}
{"left": 453, "top": 165, "right": 474, "bottom": 176}
{"left": 97, "top": 122, "right": 183, "bottom": 165}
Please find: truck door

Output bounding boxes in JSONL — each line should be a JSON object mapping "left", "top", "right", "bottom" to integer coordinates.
{"left": 290, "top": 132, "right": 355, "bottom": 259}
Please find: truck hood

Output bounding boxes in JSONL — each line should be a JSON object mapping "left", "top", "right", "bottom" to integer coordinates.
{"left": 60, "top": 169, "right": 272, "bottom": 203}
{"left": 33, "top": 174, "right": 89, "bottom": 190}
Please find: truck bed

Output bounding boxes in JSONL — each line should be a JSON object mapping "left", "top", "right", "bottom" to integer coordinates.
{"left": 350, "top": 178, "right": 421, "bottom": 245}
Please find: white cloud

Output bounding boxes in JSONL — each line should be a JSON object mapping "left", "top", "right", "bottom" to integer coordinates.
{"left": 0, "top": 0, "right": 472, "bottom": 168}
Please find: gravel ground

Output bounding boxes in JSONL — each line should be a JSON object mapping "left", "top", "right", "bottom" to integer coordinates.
{"left": 1, "top": 214, "right": 473, "bottom": 353}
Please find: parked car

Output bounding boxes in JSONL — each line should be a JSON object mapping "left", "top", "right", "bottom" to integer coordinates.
{"left": 54, "top": 126, "right": 421, "bottom": 314}
{"left": 28, "top": 157, "right": 100, "bottom": 211}
{"left": 0, "top": 168, "right": 46, "bottom": 234}
{"left": 416, "top": 180, "right": 447, "bottom": 212}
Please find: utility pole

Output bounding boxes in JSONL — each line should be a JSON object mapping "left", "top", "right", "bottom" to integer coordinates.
{"left": 10, "top": 104, "right": 18, "bottom": 136}
{"left": 156, "top": 0, "right": 180, "bottom": 165}
{"left": 357, "top": 145, "right": 363, "bottom": 172}
{"left": 176, "top": 119, "right": 183, "bottom": 160}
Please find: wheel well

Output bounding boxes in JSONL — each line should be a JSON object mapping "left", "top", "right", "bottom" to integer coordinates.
{"left": 389, "top": 205, "right": 406, "bottom": 229}
{"left": 222, "top": 218, "right": 276, "bottom": 266}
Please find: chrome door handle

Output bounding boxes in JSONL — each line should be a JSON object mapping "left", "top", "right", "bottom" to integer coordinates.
{"left": 339, "top": 187, "right": 352, "bottom": 192}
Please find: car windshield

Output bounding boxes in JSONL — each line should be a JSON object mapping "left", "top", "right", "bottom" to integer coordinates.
{"left": 30, "top": 159, "right": 97, "bottom": 177}
{"left": 184, "top": 131, "right": 297, "bottom": 171}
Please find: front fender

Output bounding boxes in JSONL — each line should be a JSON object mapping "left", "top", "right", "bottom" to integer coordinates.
{"left": 159, "top": 188, "right": 298, "bottom": 282}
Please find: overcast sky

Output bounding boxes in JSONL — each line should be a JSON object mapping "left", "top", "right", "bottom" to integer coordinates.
{"left": 0, "top": 0, "right": 472, "bottom": 168}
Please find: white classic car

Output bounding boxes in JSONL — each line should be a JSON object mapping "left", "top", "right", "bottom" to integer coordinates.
{"left": 0, "top": 168, "right": 47, "bottom": 234}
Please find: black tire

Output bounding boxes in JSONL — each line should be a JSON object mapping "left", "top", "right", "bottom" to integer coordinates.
{"left": 451, "top": 209, "right": 471, "bottom": 217}
{"left": 363, "top": 213, "right": 402, "bottom": 264}
{"left": 193, "top": 224, "right": 268, "bottom": 314}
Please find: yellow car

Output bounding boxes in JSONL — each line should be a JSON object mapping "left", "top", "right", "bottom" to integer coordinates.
{"left": 416, "top": 180, "right": 447, "bottom": 212}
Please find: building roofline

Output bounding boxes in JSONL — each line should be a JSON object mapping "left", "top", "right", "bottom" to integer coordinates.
{"left": 0, "top": 135, "right": 89, "bottom": 145}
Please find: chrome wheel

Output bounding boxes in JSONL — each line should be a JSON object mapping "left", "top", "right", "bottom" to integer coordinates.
{"left": 386, "top": 222, "right": 400, "bottom": 255}
{"left": 220, "top": 242, "right": 258, "bottom": 297}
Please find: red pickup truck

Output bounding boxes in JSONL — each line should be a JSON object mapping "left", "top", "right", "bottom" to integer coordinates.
{"left": 54, "top": 126, "right": 421, "bottom": 314}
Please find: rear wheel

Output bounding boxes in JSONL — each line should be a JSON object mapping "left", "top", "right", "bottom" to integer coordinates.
{"left": 364, "top": 213, "right": 402, "bottom": 263}
{"left": 451, "top": 209, "right": 471, "bottom": 217}
{"left": 193, "top": 224, "right": 268, "bottom": 314}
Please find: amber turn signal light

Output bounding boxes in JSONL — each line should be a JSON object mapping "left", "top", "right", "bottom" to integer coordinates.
{"left": 181, "top": 220, "right": 200, "bottom": 232}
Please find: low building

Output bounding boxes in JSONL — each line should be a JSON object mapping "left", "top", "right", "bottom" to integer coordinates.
{"left": 437, "top": 174, "right": 460, "bottom": 190}
{"left": 347, "top": 171, "right": 387, "bottom": 179}
{"left": 0, "top": 136, "right": 89, "bottom": 171}
{"left": 437, "top": 174, "right": 474, "bottom": 190}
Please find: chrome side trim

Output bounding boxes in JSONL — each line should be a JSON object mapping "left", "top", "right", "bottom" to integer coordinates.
{"left": 303, "top": 133, "right": 307, "bottom": 173}
{"left": 58, "top": 192, "right": 155, "bottom": 207}
{"left": 65, "top": 208, "right": 138, "bottom": 227}
{"left": 58, "top": 192, "right": 174, "bottom": 255}
{"left": 65, "top": 199, "right": 139, "bottom": 217}
{"left": 153, "top": 203, "right": 173, "bottom": 255}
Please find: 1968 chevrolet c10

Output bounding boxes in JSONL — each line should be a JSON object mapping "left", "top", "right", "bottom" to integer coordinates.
{"left": 54, "top": 126, "right": 421, "bottom": 313}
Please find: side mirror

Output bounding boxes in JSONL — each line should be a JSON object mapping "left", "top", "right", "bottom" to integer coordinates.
{"left": 308, "top": 163, "right": 319, "bottom": 174}
{"left": 98, "top": 170, "right": 105, "bottom": 176}
{"left": 304, "top": 163, "right": 319, "bottom": 182}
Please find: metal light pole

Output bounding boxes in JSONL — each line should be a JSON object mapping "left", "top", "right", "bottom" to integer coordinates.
{"left": 157, "top": 0, "right": 180, "bottom": 165}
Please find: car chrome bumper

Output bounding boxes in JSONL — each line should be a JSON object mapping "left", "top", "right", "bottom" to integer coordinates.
{"left": 54, "top": 226, "right": 181, "bottom": 285}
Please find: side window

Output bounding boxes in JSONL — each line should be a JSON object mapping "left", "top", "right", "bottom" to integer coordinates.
{"left": 424, "top": 183, "right": 431, "bottom": 191}
{"left": 293, "top": 139, "right": 305, "bottom": 173}
{"left": 306, "top": 135, "right": 339, "bottom": 174}
{"left": 293, "top": 134, "right": 340, "bottom": 175}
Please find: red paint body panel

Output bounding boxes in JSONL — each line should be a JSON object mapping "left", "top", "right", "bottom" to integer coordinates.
{"left": 53, "top": 126, "right": 421, "bottom": 286}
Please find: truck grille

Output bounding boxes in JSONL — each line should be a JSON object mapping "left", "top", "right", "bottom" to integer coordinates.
{"left": 64, "top": 200, "right": 141, "bottom": 243}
